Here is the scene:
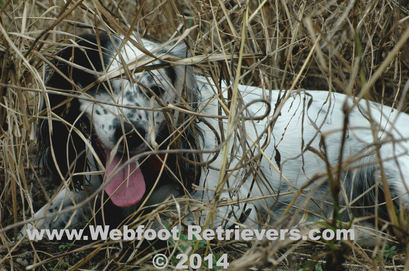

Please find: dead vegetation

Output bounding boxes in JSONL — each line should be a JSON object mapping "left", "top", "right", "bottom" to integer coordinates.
{"left": 1, "top": 0, "right": 409, "bottom": 270}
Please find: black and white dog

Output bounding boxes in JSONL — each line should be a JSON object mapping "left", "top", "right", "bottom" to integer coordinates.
{"left": 24, "top": 33, "right": 409, "bottom": 239}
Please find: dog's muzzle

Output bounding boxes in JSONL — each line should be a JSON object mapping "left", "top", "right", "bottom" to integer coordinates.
{"left": 112, "top": 119, "right": 147, "bottom": 153}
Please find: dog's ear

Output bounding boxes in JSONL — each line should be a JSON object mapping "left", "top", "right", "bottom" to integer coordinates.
{"left": 39, "top": 33, "right": 114, "bottom": 189}
{"left": 38, "top": 94, "right": 89, "bottom": 190}
{"left": 165, "top": 43, "right": 204, "bottom": 188}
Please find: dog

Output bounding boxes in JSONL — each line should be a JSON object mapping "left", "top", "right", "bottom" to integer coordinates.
{"left": 22, "top": 33, "right": 409, "bottom": 243}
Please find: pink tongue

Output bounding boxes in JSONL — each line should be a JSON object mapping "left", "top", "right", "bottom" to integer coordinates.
{"left": 104, "top": 152, "right": 146, "bottom": 207}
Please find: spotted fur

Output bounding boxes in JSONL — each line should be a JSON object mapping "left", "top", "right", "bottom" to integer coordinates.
{"left": 22, "top": 34, "right": 409, "bottom": 245}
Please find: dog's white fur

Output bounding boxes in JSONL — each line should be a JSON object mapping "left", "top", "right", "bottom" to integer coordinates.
{"left": 22, "top": 36, "right": 409, "bottom": 244}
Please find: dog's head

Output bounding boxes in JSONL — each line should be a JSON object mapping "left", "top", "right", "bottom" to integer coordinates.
{"left": 41, "top": 33, "right": 201, "bottom": 207}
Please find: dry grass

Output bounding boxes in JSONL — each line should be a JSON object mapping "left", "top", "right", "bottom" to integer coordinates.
{"left": 1, "top": 0, "right": 409, "bottom": 270}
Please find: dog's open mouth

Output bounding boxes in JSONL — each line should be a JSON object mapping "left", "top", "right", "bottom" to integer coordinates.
{"left": 93, "top": 125, "right": 169, "bottom": 208}
{"left": 103, "top": 150, "right": 146, "bottom": 208}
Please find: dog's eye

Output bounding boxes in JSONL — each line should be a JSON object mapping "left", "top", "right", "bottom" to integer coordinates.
{"left": 149, "top": 86, "right": 165, "bottom": 97}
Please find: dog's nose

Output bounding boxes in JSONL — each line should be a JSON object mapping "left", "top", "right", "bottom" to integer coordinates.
{"left": 113, "top": 121, "right": 146, "bottom": 150}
